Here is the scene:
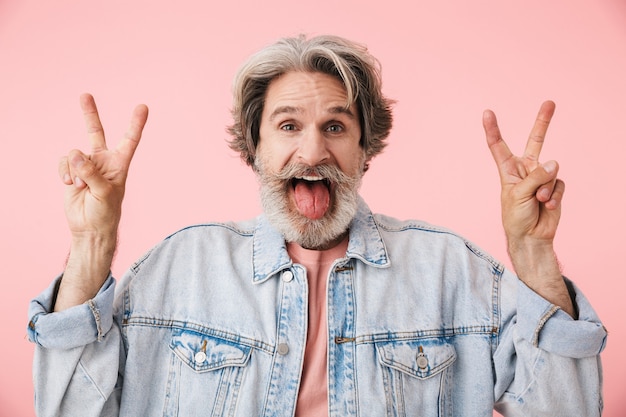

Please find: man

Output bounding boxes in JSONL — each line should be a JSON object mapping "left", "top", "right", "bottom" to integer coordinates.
{"left": 28, "top": 35, "right": 606, "bottom": 416}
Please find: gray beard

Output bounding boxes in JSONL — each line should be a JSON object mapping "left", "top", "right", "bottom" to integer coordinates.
{"left": 255, "top": 158, "right": 364, "bottom": 250}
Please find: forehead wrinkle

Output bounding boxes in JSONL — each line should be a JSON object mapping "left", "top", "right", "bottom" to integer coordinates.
{"left": 268, "top": 105, "right": 302, "bottom": 122}
{"left": 268, "top": 104, "right": 356, "bottom": 122}
{"left": 328, "top": 105, "right": 356, "bottom": 119}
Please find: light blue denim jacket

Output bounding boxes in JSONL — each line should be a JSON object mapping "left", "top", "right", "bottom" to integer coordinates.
{"left": 28, "top": 198, "right": 606, "bottom": 417}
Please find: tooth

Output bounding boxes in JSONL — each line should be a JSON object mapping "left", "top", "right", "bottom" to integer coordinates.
{"left": 300, "top": 176, "right": 324, "bottom": 181}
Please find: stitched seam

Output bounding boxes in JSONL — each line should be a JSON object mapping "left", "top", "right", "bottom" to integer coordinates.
{"left": 124, "top": 317, "right": 274, "bottom": 354}
{"left": 533, "top": 305, "right": 560, "bottom": 347}
{"left": 356, "top": 327, "right": 494, "bottom": 345}
{"left": 77, "top": 360, "right": 107, "bottom": 400}
{"left": 87, "top": 299, "right": 103, "bottom": 342}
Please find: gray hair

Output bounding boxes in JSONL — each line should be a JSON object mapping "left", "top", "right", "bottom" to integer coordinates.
{"left": 227, "top": 34, "right": 394, "bottom": 169}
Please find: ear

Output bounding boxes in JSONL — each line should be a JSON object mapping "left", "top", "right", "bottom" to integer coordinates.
{"left": 362, "top": 151, "right": 372, "bottom": 173}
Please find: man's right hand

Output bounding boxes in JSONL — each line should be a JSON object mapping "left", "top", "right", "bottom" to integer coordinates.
{"left": 54, "top": 94, "right": 148, "bottom": 311}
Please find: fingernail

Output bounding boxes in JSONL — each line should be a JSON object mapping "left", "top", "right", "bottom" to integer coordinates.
{"left": 74, "top": 177, "right": 85, "bottom": 188}
{"left": 70, "top": 154, "right": 85, "bottom": 168}
{"left": 63, "top": 173, "right": 71, "bottom": 183}
{"left": 543, "top": 161, "right": 556, "bottom": 173}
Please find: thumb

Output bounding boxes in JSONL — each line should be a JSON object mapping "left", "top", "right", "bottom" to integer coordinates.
{"left": 68, "top": 150, "right": 110, "bottom": 194}
{"left": 520, "top": 160, "right": 559, "bottom": 202}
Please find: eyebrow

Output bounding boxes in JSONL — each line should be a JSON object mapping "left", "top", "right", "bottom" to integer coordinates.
{"left": 268, "top": 105, "right": 356, "bottom": 121}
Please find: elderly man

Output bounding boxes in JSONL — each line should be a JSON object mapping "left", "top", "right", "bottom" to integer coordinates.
{"left": 28, "top": 35, "right": 605, "bottom": 416}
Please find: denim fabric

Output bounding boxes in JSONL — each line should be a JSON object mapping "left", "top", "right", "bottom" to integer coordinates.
{"left": 28, "top": 198, "right": 606, "bottom": 417}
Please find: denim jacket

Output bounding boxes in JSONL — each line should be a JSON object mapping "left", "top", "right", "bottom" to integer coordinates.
{"left": 28, "top": 198, "right": 606, "bottom": 417}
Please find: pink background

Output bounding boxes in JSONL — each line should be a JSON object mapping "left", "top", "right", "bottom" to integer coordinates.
{"left": 1, "top": 0, "right": 624, "bottom": 415}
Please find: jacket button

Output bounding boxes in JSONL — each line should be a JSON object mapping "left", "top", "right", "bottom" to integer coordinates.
{"left": 417, "top": 353, "right": 428, "bottom": 369}
{"left": 277, "top": 343, "right": 289, "bottom": 355}
{"left": 194, "top": 351, "right": 207, "bottom": 363}
{"left": 282, "top": 271, "right": 294, "bottom": 282}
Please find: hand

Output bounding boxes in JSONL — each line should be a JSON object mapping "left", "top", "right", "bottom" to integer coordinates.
{"left": 483, "top": 100, "right": 564, "bottom": 249}
{"left": 54, "top": 94, "right": 148, "bottom": 311}
{"left": 59, "top": 94, "right": 149, "bottom": 240}
{"left": 483, "top": 101, "right": 574, "bottom": 316}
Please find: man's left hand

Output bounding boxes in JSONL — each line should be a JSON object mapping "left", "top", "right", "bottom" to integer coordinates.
{"left": 483, "top": 101, "right": 575, "bottom": 317}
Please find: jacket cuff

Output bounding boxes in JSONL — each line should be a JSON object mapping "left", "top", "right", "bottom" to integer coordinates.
{"left": 516, "top": 277, "right": 607, "bottom": 358}
{"left": 27, "top": 275, "right": 116, "bottom": 349}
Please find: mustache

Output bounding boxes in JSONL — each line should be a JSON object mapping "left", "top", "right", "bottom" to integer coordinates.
{"left": 271, "top": 162, "right": 362, "bottom": 185}
{"left": 255, "top": 158, "right": 364, "bottom": 249}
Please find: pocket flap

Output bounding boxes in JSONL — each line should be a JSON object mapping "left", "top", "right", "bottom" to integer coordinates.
{"left": 170, "top": 329, "right": 252, "bottom": 373}
{"left": 376, "top": 339, "right": 456, "bottom": 379}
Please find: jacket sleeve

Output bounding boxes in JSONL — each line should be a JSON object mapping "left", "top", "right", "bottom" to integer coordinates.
{"left": 493, "top": 271, "right": 607, "bottom": 417}
{"left": 27, "top": 275, "right": 124, "bottom": 417}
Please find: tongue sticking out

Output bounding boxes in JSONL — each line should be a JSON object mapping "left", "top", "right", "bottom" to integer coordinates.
{"left": 293, "top": 180, "right": 330, "bottom": 220}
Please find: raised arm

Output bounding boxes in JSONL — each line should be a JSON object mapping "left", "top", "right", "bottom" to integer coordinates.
{"left": 54, "top": 94, "right": 148, "bottom": 311}
{"left": 483, "top": 101, "right": 575, "bottom": 317}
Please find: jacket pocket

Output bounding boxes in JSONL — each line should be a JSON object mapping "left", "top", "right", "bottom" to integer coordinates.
{"left": 376, "top": 339, "right": 456, "bottom": 417}
{"left": 164, "top": 328, "right": 252, "bottom": 417}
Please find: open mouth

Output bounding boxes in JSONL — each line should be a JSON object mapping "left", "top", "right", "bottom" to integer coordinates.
{"left": 290, "top": 176, "right": 332, "bottom": 220}
{"left": 290, "top": 176, "right": 331, "bottom": 191}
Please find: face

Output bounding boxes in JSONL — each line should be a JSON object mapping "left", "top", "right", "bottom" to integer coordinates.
{"left": 255, "top": 71, "right": 366, "bottom": 250}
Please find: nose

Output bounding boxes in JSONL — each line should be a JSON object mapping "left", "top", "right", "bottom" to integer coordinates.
{"left": 297, "top": 129, "right": 330, "bottom": 166}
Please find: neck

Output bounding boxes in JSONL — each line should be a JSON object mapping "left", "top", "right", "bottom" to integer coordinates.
{"left": 293, "top": 229, "right": 349, "bottom": 251}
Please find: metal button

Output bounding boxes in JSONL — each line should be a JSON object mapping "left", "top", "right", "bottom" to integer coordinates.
{"left": 282, "top": 270, "right": 294, "bottom": 282}
{"left": 194, "top": 351, "right": 207, "bottom": 363}
{"left": 277, "top": 343, "right": 289, "bottom": 355}
{"left": 417, "top": 353, "right": 428, "bottom": 369}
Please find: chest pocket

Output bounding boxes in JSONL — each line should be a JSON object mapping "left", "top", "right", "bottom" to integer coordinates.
{"left": 376, "top": 339, "right": 456, "bottom": 417}
{"left": 164, "top": 329, "right": 252, "bottom": 417}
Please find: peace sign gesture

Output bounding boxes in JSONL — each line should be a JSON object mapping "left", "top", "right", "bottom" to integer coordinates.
{"left": 484, "top": 100, "right": 564, "bottom": 247}
{"left": 483, "top": 101, "right": 574, "bottom": 316}
{"left": 55, "top": 94, "right": 148, "bottom": 311}
{"left": 60, "top": 94, "right": 148, "bottom": 238}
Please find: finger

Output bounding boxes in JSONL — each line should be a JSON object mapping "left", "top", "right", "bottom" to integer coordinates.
{"left": 515, "top": 160, "right": 559, "bottom": 201}
{"left": 545, "top": 179, "right": 565, "bottom": 210}
{"left": 67, "top": 149, "right": 110, "bottom": 193}
{"left": 58, "top": 156, "right": 73, "bottom": 185}
{"left": 483, "top": 109, "right": 513, "bottom": 168}
{"left": 116, "top": 104, "right": 149, "bottom": 162}
{"left": 536, "top": 161, "right": 559, "bottom": 203}
{"left": 523, "top": 100, "right": 556, "bottom": 164}
{"left": 80, "top": 93, "right": 107, "bottom": 153}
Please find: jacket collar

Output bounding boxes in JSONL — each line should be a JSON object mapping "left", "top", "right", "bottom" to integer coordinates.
{"left": 252, "top": 196, "right": 390, "bottom": 283}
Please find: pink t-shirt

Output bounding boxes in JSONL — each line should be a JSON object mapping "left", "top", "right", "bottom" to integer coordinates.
{"left": 288, "top": 237, "right": 349, "bottom": 417}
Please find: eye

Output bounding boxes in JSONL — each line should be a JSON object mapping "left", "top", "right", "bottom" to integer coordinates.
{"left": 280, "top": 123, "right": 297, "bottom": 131}
{"left": 326, "top": 124, "right": 344, "bottom": 133}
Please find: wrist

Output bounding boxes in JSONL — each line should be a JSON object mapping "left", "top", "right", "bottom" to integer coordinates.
{"left": 69, "top": 230, "right": 118, "bottom": 254}
{"left": 507, "top": 239, "right": 575, "bottom": 317}
{"left": 507, "top": 238, "right": 559, "bottom": 275}
{"left": 54, "top": 232, "right": 118, "bottom": 312}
